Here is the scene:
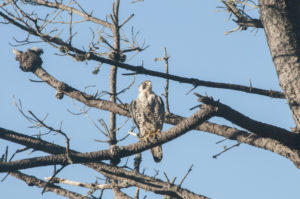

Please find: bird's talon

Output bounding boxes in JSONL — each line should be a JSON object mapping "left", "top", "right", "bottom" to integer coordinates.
{"left": 143, "top": 132, "right": 150, "bottom": 143}
{"left": 152, "top": 129, "right": 161, "bottom": 138}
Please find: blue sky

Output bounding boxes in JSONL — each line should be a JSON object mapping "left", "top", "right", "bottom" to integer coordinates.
{"left": 0, "top": 0, "right": 299, "bottom": 198}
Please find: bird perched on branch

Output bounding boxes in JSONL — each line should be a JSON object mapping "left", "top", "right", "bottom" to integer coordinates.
{"left": 130, "top": 80, "right": 165, "bottom": 162}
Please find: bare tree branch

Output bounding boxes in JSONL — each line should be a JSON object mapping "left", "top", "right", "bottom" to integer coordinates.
{"left": 2, "top": 1, "right": 299, "bottom": 198}
{"left": 12, "top": 50, "right": 298, "bottom": 153}
{"left": 11, "top": 48, "right": 296, "bottom": 149}
{"left": 113, "top": 188, "right": 134, "bottom": 199}
{"left": 28, "top": 0, "right": 112, "bottom": 28}
{"left": 90, "top": 162, "right": 210, "bottom": 199}
{"left": 44, "top": 176, "right": 131, "bottom": 190}
{"left": 7, "top": 23, "right": 284, "bottom": 99}
{"left": 0, "top": 127, "right": 211, "bottom": 199}
{"left": 9, "top": 171, "right": 92, "bottom": 199}
{"left": 222, "top": 0, "right": 263, "bottom": 29}
{"left": 108, "top": 0, "right": 121, "bottom": 167}
{"left": 0, "top": 105, "right": 216, "bottom": 172}
{"left": 1, "top": 1, "right": 279, "bottom": 98}
{"left": 195, "top": 93, "right": 300, "bottom": 150}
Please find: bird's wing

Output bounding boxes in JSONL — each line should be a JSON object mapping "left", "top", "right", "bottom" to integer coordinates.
{"left": 156, "top": 96, "right": 165, "bottom": 128}
{"left": 129, "top": 100, "right": 142, "bottom": 132}
{"left": 148, "top": 95, "right": 165, "bottom": 129}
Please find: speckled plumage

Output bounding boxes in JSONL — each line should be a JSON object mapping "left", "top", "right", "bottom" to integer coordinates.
{"left": 130, "top": 81, "right": 165, "bottom": 162}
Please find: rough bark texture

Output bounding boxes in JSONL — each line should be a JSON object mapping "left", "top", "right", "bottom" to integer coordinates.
{"left": 259, "top": 0, "right": 300, "bottom": 129}
{"left": 10, "top": 56, "right": 300, "bottom": 164}
{"left": 109, "top": 1, "right": 121, "bottom": 170}
{"left": 5, "top": 1, "right": 300, "bottom": 197}
{"left": 0, "top": 106, "right": 216, "bottom": 172}
{"left": 10, "top": 171, "right": 92, "bottom": 199}
{"left": 0, "top": 128, "right": 210, "bottom": 199}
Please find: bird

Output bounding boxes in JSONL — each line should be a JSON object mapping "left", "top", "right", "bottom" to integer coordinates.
{"left": 130, "top": 80, "right": 165, "bottom": 162}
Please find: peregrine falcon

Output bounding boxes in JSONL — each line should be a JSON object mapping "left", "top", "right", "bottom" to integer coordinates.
{"left": 130, "top": 80, "right": 165, "bottom": 162}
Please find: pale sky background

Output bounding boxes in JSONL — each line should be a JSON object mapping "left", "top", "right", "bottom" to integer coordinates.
{"left": 0, "top": 1, "right": 299, "bottom": 199}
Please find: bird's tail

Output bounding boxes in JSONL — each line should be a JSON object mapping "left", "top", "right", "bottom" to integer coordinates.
{"left": 151, "top": 145, "right": 163, "bottom": 162}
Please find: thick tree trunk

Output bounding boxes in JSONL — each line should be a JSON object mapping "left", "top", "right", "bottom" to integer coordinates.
{"left": 259, "top": 0, "right": 300, "bottom": 130}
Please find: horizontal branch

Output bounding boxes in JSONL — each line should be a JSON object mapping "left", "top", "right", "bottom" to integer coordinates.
{"left": 65, "top": 53, "right": 286, "bottom": 99}
{"left": 0, "top": 127, "right": 211, "bottom": 198}
{"left": 4, "top": 47, "right": 300, "bottom": 167}
{"left": 0, "top": 92, "right": 299, "bottom": 169}
{"left": 0, "top": 105, "right": 216, "bottom": 172}
{"left": 2, "top": 5, "right": 283, "bottom": 99}
{"left": 14, "top": 53, "right": 293, "bottom": 150}
{"left": 4, "top": 52, "right": 300, "bottom": 167}
{"left": 3, "top": 103, "right": 300, "bottom": 169}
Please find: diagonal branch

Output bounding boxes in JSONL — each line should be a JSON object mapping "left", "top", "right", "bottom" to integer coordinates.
{"left": 44, "top": 176, "right": 131, "bottom": 190}
{"left": 11, "top": 49, "right": 296, "bottom": 151}
{"left": 30, "top": 65, "right": 130, "bottom": 116}
{"left": 2, "top": 91, "right": 300, "bottom": 171}
{"left": 0, "top": 127, "right": 210, "bottom": 198}
{"left": 28, "top": 0, "right": 112, "bottom": 28}
{"left": 195, "top": 93, "right": 300, "bottom": 150}
{"left": 3, "top": 5, "right": 283, "bottom": 100}
{"left": 1, "top": 118, "right": 300, "bottom": 198}
{"left": 0, "top": 105, "right": 216, "bottom": 172}
{"left": 3, "top": 106, "right": 300, "bottom": 169}
{"left": 5, "top": 48, "right": 300, "bottom": 167}
{"left": 9, "top": 49, "right": 285, "bottom": 138}
{"left": 9, "top": 171, "right": 92, "bottom": 199}
{"left": 113, "top": 188, "right": 134, "bottom": 199}
{"left": 2, "top": 0, "right": 280, "bottom": 98}
{"left": 167, "top": 114, "right": 300, "bottom": 168}
{"left": 90, "top": 162, "right": 210, "bottom": 199}
{"left": 5, "top": 51, "right": 300, "bottom": 167}
{"left": 222, "top": 0, "right": 263, "bottom": 29}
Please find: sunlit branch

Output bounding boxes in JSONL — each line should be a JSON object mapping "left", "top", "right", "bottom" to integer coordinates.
{"left": 0, "top": 105, "right": 216, "bottom": 172}
{"left": 0, "top": 127, "right": 210, "bottom": 198}
{"left": 9, "top": 171, "right": 92, "bottom": 199}
{"left": 28, "top": 0, "right": 112, "bottom": 28}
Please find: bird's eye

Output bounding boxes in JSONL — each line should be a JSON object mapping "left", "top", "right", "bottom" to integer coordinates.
{"left": 142, "top": 83, "right": 147, "bottom": 89}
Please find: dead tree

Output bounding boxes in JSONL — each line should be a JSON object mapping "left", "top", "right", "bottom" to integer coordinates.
{"left": 1, "top": 0, "right": 300, "bottom": 198}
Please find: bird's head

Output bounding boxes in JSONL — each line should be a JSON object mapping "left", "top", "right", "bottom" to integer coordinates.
{"left": 139, "top": 80, "right": 152, "bottom": 93}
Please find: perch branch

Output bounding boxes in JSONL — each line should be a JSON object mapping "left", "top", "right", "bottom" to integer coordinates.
{"left": 0, "top": 105, "right": 216, "bottom": 172}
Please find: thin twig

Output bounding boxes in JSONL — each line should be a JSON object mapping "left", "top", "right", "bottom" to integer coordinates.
{"left": 179, "top": 164, "right": 193, "bottom": 186}
{"left": 70, "top": 99, "right": 108, "bottom": 137}
{"left": 42, "top": 165, "right": 67, "bottom": 194}
{"left": 28, "top": 111, "right": 73, "bottom": 164}
{"left": 120, "top": 13, "right": 134, "bottom": 28}
{"left": 213, "top": 133, "right": 254, "bottom": 159}
{"left": 3, "top": 8, "right": 282, "bottom": 99}
{"left": 163, "top": 172, "right": 171, "bottom": 185}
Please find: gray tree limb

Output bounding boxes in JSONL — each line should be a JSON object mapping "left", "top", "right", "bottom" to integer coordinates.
{"left": 259, "top": 0, "right": 300, "bottom": 129}
{"left": 0, "top": 105, "right": 216, "bottom": 172}
{"left": 9, "top": 171, "right": 92, "bottom": 199}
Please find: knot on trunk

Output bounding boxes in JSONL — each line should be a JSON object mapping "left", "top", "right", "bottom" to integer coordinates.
{"left": 13, "top": 48, "right": 43, "bottom": 72}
